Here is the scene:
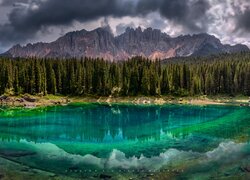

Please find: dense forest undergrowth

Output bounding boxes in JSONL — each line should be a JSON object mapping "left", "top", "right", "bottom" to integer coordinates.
{"left": 0, "top": 53, "right": 249, "bottom": 97}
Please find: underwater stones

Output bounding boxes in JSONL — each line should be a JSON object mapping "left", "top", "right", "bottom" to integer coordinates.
{"left": 0, "top": 173, "right": 4, "bottom": 179}
{"left": 146, "top": 173, "right": 154, "bottom": 177}
{"left": 240, "top": 166, "right": 250, "bottom": 173}
{"left": 201, "top": 138, "right": 208, "bottom": 142}
{"left": 0, "top": 150, "right": 36, "bottom": 157}
{"left": 99, "top": 174, "right": 112, "bottom": 179}
{"left": 20, "top": 168, "right": 30, "bottom": 172}
{"left": 49, "top": 174, "right": 58, "bottom": 178}
{"left": 245, "top": 166, "right": 250, "bottom": 172}
{"left": 68, "top": 166, "right": 79, "bottom": 171}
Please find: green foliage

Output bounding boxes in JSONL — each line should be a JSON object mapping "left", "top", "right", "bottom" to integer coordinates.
{"left": 0, "top": 53, "right": 249, "bottom": 96}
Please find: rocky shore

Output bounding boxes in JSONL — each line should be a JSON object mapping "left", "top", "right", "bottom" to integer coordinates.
{"left": 0, "top": 94, "right": 249, "bottom": 108}
{"left": 0, "top": 95, "right": 69, "bottom": 108}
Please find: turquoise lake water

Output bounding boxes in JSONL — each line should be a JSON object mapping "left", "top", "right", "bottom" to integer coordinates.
{"left": 0, "top": 103, "right": 249, "bottom": 179}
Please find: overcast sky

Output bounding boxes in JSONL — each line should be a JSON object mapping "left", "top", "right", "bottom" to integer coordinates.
{"left": 0, "top": 0, "right": 250, "bottom": 53}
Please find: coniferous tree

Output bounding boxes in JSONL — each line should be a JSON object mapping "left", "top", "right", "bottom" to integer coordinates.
{"left": 0, "top": 52, "right": 249, "bottom": 97}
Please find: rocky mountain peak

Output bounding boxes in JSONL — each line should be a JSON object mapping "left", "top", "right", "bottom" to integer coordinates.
{"left": 3, "top": 27, "right": 249, "bottom": 60}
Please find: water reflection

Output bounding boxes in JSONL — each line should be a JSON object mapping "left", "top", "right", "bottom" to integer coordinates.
{"left": 0, "top": 104, "right": 249, "bottom": 178}
{"left": 0, "top": 104, "right": 248, "bottom": 144}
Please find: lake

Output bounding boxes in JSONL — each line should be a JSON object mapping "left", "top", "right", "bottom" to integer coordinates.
{"left": 0, "top": 103, "right": 249, "bottom": 179}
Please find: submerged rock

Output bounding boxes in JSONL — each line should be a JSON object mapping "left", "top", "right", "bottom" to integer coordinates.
{"left": 68, "top": 166, "right": 79, "bottom": 171}
{"left": 0, "top": 150, "right": 36, "bottom": 157}
{"left": 99, "top": 174, "right": 112, "bottom": 179}
{"left": 240, "top": 166, "right": 250, "bottom": 173}
{"left": 20, "top": 168, "right": 30, "bottom": 172}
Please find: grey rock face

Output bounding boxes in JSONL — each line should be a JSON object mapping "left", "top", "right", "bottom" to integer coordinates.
{"left": 3, "top": 27, "right": 249, "bottom": 60}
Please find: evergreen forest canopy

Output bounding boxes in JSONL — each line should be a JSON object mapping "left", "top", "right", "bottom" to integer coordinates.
{"left": 0, "top": 53, "right": 249, "bottom": 97}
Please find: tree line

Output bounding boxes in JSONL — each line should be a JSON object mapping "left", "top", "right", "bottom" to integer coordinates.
{"left": 0, "top": 53, "right": 249, "bottom": 97}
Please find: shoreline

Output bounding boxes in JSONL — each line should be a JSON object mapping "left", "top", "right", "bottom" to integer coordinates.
{"left": 0, "top": 95, "right": 249, "bottom": 108}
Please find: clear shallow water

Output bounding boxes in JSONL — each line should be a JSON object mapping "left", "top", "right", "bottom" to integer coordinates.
{"left": 0, "top": 103, "right": 249, "bottom": 179}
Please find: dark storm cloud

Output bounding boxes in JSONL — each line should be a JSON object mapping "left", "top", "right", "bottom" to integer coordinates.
{"left": 0, "top": 0, "right": 211, "bottom": 47}
{"left": 137, "top": 0, "right": 188, "bottom": 19}
{"left": 137, "top": 0, "right": 211, "bottom": 32}
{"left": 0, "top": 0, "right": 133, "bottom": 46}
{"left": 237, "top": 8, "right": 250, "bottom": 32}
{"left": 0, "top": 0, "right": 29, "bottom": 6}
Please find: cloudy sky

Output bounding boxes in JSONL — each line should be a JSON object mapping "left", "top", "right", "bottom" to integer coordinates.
{"left": 0, "top": 0, "right": 250, "bottom": 53}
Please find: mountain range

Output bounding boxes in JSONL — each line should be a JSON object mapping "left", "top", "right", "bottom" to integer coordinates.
{"left": 2, "top": 27, "right": 249, "bottom": 60}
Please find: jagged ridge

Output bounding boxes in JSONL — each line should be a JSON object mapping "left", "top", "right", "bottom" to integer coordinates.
{"left": 3, "top": 27, "right": 249, "bottom": 60}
